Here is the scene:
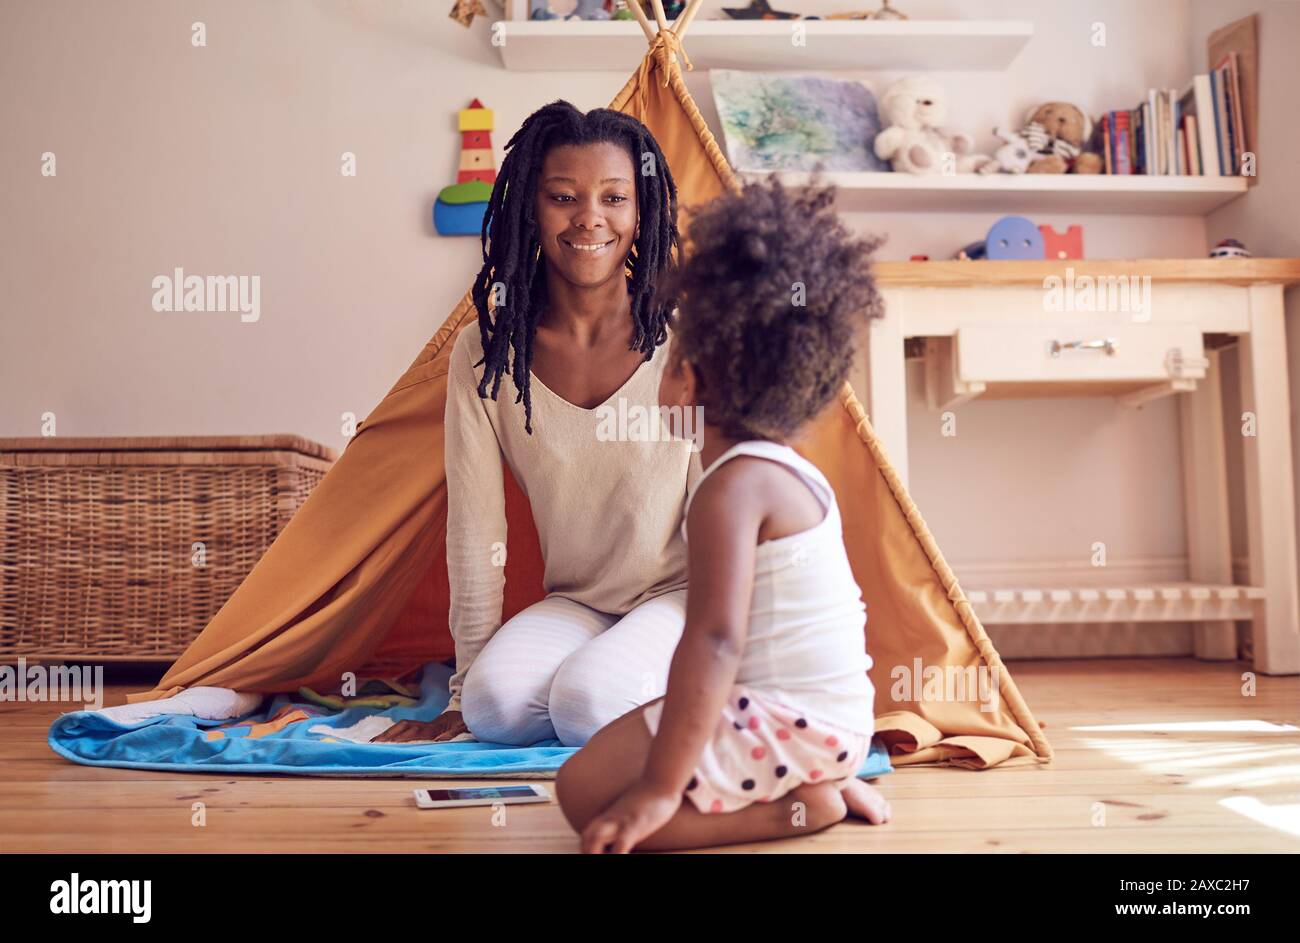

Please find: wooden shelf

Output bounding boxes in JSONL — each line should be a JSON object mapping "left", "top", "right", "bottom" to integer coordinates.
{"left": 871, "top": 258, "right": 1300, "bottom": 289}
{"left": 964, "top": 582, "right": 1264, "bottom": 625}
{"left": 740, "top": 170, "right": 1249, "bottom": 216}
{"left": 495, "top": 18, "right": 1033, "bottom": 72}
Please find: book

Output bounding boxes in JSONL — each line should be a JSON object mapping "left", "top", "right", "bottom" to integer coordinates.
{"left": 1218, "top": 51, "right": 1246, "bottom": 173}
{"left": 1147, "top": 90, "right": 1159, "bottom": 174}
{"left": 1217, "top": 61, "right": 1236, "bottom": 173}
{"left": 1177, "top": 84, "right": 1199, "bottom": 175}
{"left": 1114, "top": 110, "right": 1132, "bottom": 175}
{"left": 1164, "top": 91, "right": 1175, "bottom": 175}
{"left": 1184, "top": 113, "right": 1201, "bottom": 175}
{"left": 1138, "top": 102, "right": 1149, "bottom": 174}
{"left": 1101, "top": 112, "right": 1112, "bottom": 174}
{"left": 1192, "top": 73, "right": 1221, "bottom": 175}
{"left": 1128, "top": 108, "right": 1138, "bottom": 174}
{"left": 1168, "top": 88, "right": 1179, "bottom": 175}
{"left": 1142, "top": 101, "right": 1153, "bottom": 174}
{"left": 1211, "top": 67, "right": 1231, "bottom": 176}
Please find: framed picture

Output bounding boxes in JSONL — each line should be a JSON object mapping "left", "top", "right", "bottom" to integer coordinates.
{"left": 710, "top": 70, "right": 890, "bottom": 173}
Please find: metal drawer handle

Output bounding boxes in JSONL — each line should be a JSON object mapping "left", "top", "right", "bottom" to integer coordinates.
{"left": 1050, "top": 337, "right": 1117, "bottom": 357}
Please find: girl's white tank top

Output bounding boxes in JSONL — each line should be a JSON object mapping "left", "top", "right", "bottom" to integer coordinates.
{"left": 683, "top": 440, "right": 875, "bottom": 736}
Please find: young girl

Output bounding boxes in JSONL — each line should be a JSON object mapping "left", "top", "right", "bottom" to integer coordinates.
{"left": 555, "top": 175, "right": 890, "bottom": 852}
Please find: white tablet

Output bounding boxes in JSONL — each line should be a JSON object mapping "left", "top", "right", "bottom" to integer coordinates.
{"left": 412, "top": 784, "right": 551, "bottom": 809}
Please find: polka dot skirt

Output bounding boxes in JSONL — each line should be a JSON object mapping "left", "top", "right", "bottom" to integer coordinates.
{"left": 641, "top": 686, "right": 874, "bottom": 815}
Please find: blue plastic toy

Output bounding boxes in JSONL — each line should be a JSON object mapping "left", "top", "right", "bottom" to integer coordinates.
{"left": 985, "top": 215, "right": 1046, "bottom": 260}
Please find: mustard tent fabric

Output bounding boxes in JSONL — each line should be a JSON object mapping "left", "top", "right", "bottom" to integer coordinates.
{"left": 126, "top": 34, "right": 1051, "bottom": 771}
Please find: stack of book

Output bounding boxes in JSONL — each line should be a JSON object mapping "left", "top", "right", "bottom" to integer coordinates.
{"left": 1097, "top": 52, "right": 1248, "bottom": 176}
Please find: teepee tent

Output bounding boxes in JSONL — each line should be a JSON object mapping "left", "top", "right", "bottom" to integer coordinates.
{"left": 126, "top": 1, "right": 1049, "bottom": 770}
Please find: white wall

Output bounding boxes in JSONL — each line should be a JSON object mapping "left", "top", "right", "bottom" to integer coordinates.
{"left": 3, "top": 0, "right": 1288, "bottom": 656}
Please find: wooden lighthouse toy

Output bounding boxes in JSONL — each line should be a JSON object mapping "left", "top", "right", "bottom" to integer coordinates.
{"left": 434, "top": 98, "right": 497, "bottom": 236}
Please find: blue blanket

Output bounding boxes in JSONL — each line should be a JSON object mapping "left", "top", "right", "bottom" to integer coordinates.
{"left": 49, "top": 662, "right": 892, "bottom": 779}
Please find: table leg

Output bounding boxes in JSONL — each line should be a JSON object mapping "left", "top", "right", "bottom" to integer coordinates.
{"left": 1178, "top": 348, "right": 1236, "bottom": 659}
{"left": 1237, "top": 285, "right": 1300, "bottom": 673}
{"left": 864, "top": 291, "right": 910, "bottom": 489}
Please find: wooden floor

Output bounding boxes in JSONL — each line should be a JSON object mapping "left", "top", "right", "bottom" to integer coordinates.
{"left": 2, "top": 658, "right": 1297, "bottom": 853}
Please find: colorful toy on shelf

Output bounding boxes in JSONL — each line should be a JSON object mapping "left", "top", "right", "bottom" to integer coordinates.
{"left": 1040, "top": 224, "right": 1084, "bottom": 260}
{"left": 1209, "top": 238, "right": 1251, "bottom": 259}
{"left": 433, "top": 99, "right": 497, "bottom": 237}
{"left": 953, "top": 215, "right": 1086, "bottom": 261}
{"left": 571, "top": 0, "right": 613, "bottom": 19}
{"left": 533, "top": 0, "right": 632, "bottom": 20}
{"left": 984, "top": 215, "right": 1045, "bottom": 260}
{"left": 722, "top": 0, "right": 799, "bottom": 19}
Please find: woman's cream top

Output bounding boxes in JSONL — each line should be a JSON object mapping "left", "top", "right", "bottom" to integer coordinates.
{"left": 442, "top": 323, "right": 700, "bottom": 712}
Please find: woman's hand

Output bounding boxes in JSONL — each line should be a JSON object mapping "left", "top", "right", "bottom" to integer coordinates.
{"left": 581, "top": 779, "right": 682, "bottom": 854}
{"left": 370, "top": 710, "right": 468, "bottom": 744}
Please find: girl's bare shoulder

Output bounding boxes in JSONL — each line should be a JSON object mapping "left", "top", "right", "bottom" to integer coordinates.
{"left": 689, "top": 454, "right": 820, "bottom": 543}
{"left": 687, "top": 456, "right": 779, "bottom": 527}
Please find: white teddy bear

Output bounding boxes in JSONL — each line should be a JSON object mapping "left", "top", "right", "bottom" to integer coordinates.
{"left": 873, "top": 76, "right": 998, "bottom": 175}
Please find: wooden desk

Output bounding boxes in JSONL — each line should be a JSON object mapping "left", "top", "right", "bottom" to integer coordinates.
{"left": 857, "top": 258, "right": 1300, "bottom": 674}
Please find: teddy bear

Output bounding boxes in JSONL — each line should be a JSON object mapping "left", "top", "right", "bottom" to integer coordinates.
{"left": 873, "top": 76, "right": 998, "bottom": 175}
{"left": 1015, "top": 102, "right": 1103, "bottom": 174}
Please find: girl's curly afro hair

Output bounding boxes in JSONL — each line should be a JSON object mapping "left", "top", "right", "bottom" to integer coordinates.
{"left": 659, "top": 174, "right": 884, "bottom": 442}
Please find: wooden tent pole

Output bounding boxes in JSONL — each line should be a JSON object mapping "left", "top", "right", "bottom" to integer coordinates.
{"left": 649, "top": 0, "right": 669, "bottom": 34}
{"left": 626, "top": 0, "right": 655, "bottom": 43}
{"left": 673, "top": 0, "right": 705, "bottom": 39}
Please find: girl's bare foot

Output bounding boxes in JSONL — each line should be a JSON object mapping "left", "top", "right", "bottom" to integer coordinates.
{"left": 839, "top": 777, "right": 891, "bottom": 824}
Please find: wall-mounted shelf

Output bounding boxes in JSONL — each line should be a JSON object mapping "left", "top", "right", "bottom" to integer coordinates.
{"left": 871, "top": 258, "right": 1300, "bottom": 289}
{"left": 740, "top": 170, "right": 1250, "bottom": 216}
{"left": 495, "top": 19, "right": 1033, "bottom": 72}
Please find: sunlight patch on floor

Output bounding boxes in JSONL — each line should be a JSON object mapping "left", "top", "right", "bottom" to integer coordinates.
{"left": 1070, "top": 720, "right": 1300, "bottom": 794}
{"left": 1191, "top": 765, "right": 1300, "bottom": 790}
{"left": 1071, "top": 720, "right": 1298, "bottom": 734}
{"left": 1219, "top": 797, "right": 1300, "bottom": 837}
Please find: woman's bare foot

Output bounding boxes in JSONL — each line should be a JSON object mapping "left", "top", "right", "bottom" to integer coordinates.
{"left": 839, "top": 778, "right": 891, "bottom": 824}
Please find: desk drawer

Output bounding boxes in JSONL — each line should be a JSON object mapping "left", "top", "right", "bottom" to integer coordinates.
{"left": 955, "top": 323, "right": 1208, "bottom": 384}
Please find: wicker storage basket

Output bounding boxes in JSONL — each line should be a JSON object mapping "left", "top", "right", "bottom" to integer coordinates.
{"left": 0, "top": 435, "right": 336, "bottom": 662}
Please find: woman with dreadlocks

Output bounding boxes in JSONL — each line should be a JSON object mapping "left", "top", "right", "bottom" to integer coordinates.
{"left": 375, "top": 101, "right": 699, "bottom": 747}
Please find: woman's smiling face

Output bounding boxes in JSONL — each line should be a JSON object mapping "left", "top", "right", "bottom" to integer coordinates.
{"left": 536, "top": 141, "right": 639, "bottom": 289}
